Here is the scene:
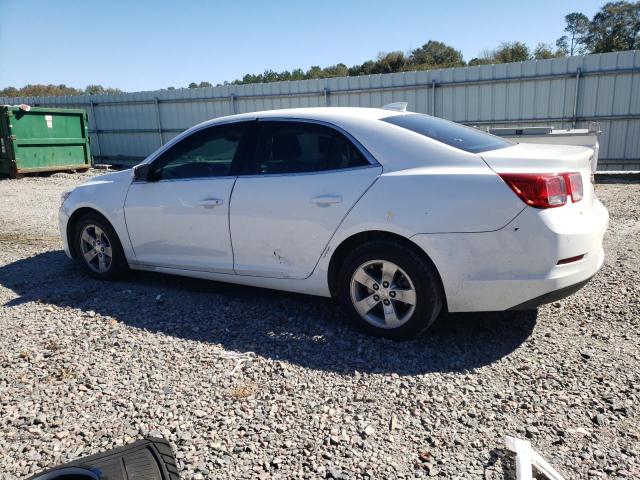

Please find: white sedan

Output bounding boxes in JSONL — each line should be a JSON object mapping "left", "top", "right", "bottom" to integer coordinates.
{"left": 59, "top": 107, "right": 608, "bottom": 339}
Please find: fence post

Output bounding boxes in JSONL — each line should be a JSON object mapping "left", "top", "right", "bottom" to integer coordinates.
{"left": 89, "top": 100, "right": 102, "bottom": 161}
{"left": 154, "top": 97, "right": 163, "bottom": 146}
{"left": 324, "top": 87, "right": 330, "bottom": 107}
{"left": 431, "top": 79, "right": 436, "bottom": 116}
{"left": 230, "top": 94, "right": 236, "bottom": 114}
{"left": 572, "top": 68, "right": 581, "bottom": 129}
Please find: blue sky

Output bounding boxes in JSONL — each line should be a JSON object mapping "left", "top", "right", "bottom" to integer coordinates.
{"left": 0, "top": 0, "right": 605, "bottom": 92}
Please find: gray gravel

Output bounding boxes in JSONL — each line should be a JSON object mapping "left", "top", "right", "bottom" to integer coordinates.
{"left": 0, "top": 171, "right": 638, "bottom": 479}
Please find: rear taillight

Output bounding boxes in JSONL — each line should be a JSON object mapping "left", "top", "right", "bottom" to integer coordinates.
{"left": 499, "top": 172, "right": 583, "bottom": 209}
{"left": 499, "top": 173, "right": 567, "bottom": 208}
{"left": 566, "top": 172, "right": 583, "bottom": 202}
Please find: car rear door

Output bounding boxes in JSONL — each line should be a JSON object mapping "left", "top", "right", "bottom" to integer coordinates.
{"left": 124, "top": 121, "right": 256, "bottom": 272}
{"left": 230, "top": 120, "right": 381, "bottom": 279}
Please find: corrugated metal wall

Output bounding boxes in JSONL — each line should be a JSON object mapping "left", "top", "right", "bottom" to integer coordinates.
{"left": 2, "top": 51, "right": 639, "bottom": 170}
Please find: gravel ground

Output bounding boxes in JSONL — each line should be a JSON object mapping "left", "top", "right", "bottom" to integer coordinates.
{"left": 0, "top": 171, "right": 638, "bottom": 479}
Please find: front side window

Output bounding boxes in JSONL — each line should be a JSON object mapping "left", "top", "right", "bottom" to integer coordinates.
{"left": 253, "top": 122, "right": 370, "bottom": 174}
{"left": 152, "top": 123, "right": 249, "bottom": 180}
{"left": 382, "top": 114, "right": 512, "bottom": 154}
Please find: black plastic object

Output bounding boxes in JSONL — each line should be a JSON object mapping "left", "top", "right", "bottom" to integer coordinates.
{"left": 27, "top": 437, "right": 179, "bottom": 480}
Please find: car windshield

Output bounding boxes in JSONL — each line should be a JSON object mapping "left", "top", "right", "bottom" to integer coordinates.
{"left": 382, "top": 114, "right": 512, "bottom": 154}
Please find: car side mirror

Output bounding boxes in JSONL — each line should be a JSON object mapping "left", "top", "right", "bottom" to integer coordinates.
{"left": 133, "top": 163, "right": 153, "bottom": 181}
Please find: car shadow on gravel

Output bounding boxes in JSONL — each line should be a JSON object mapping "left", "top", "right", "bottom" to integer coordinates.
{"left": 0, "top": 250, "right": 537, "bottom": 375}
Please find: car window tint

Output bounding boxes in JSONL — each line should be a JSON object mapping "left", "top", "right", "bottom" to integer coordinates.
{"left": 153, "top": 125, "right": 245, "bottom": 179}
{"left": 381, "top": 114, "right": 512, "bottom": 154}
{"left": 256, "top": 122, "right": 369, "bottom": 174}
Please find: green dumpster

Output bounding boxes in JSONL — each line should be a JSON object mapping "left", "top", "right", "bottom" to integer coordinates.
{"left": 0, "top": 106, "right": 92, "bottom": 178}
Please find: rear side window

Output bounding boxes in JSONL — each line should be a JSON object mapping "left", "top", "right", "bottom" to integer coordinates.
{"left": 252, "top": 121, "right": 370, "bottom": 174}
{"left": 382, "top": 114, "right": 511, "bottom": 154}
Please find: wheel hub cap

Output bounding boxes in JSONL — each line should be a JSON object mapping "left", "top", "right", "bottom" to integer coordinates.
{"left": 349, "top": 260, "right": 417, "bottom": 329}
{"left": 79, "top": 224, "right": 113, "bottom": 273}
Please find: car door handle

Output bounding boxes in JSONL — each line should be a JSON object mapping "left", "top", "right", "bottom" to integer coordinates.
{"left": 197, "top": 198, "right": 224, "bottom": 209}
{"left": 311, "top": 195, "right": 342, "bottom": 207}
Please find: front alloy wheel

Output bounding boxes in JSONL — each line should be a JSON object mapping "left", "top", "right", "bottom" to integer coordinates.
{"left": 74, "top": 212, "right": 128, "bottom": 280}
{"left": 79, "top": 224, "right": 113, "bottom": 273}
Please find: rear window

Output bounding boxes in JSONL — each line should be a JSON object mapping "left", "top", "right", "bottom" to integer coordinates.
{"left": 382, "top": 114, "right": 511, "bottom": 154}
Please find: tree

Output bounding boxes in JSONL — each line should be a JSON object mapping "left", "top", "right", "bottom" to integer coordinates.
{"left": 290, "top": 68, "right": 305, "bottom": 81}
{"left": 370, "top": 51, "right": 408, "bottom": 74}
{"left": 468, "top": 48, "right": 495, "bottom": 66}
{"left": 0, "top": 84, "right": 122, "bottom": 97}
{"left": 492, "top": 41, "right": 531, "bottom": 63}
{"left": 555, "top": 36, "right": 570, "bottom": 55}
{"left": 468, "top": 57, "right": 493, "bottom": 66}
{"left": 84, "top": 85, "right": 123, "bottom": 95}
{"left": 262, "top": 70, "right": 280, "bottom": 82}
{"left": 278, "top": 70, "right": 293, "bottom": 81}
{"left": 409, "top": 40, "right": 465, "bottom": 68}
{"left": 559, "top": 12, "right": 591, "bottom": 55}
{"left": 533, "top": 42, "right": 565, "bottom": 59}
{"left": 306, "top": 66, "right": 324, "bottom": 79}
{"left": 322, "top": 63, "right": 349, "bottom": 78}
{"left": 348, "top": 60, "right": 376, "bottom": 76}
{"left": 13, "top": 84, "right": 83, "bottom": 97}
{"left": 198, "top": 81, "right": 212, "bottom": 88}
{"left": 236, "top": 73, "right": 261, "bottom": 84}
{"left": 584, "top": 1, "right": 640, "bottom": 53}
{"left": 469, "top": 43, "right": 531, "bottom": 65}
{"left": 188, "top": 82, "right": 198, "bottom": 88}
{"left": 0, "top": 86, "right": 19, "bottom": 97}
{"left": 85, "top": 84, "right": 105, "bottom": 95}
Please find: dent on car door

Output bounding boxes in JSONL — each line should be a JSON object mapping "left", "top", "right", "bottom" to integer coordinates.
{"left": 124, "top": 121, "right": 256, "bottom": 272}
{"left": 230, "top": 120, "right": 381, "bottom": 279}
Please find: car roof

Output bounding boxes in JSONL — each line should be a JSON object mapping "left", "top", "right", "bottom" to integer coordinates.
{"left": 197, "top": 107, "right": 406, "bottom": 128}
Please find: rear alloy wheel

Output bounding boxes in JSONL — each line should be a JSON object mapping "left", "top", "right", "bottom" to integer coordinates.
{"left": 350, "top": 260, "right": 417, "bottom": 329}
{"left": 338, "top": 240, "right": 443, "bottom": 339}
{"left": 74, "top": 213, "right": 128, "bottom": 280}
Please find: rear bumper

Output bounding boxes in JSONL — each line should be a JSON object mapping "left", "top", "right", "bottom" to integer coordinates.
{"left": 411, "top": 199, "right": 608, "bottom": 312}
{"left": 508, "top": 274, "right": 594, "bottom": 310}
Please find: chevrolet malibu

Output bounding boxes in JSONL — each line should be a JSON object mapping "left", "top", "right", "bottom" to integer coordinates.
{"left": 59, "top": 107, "right": 608, "bottom": 339}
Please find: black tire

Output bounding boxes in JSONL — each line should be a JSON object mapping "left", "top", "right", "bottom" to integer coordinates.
{"left": 73, "top": 212, "right": 128, "bottom": 280}
{"left": 337, "top": 239, "right": 444, "bottom": 340}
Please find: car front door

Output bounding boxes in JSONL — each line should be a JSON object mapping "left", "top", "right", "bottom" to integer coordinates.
{"left": 230, "top": 120, "right": 382, "bottom": 279}
{"left": 124, "top": 121, "right": 256, "bottom": 272}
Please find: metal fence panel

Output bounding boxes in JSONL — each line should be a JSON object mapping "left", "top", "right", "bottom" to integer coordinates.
{"left": 1, "top": 51, "right": 639, "bottom": 170}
